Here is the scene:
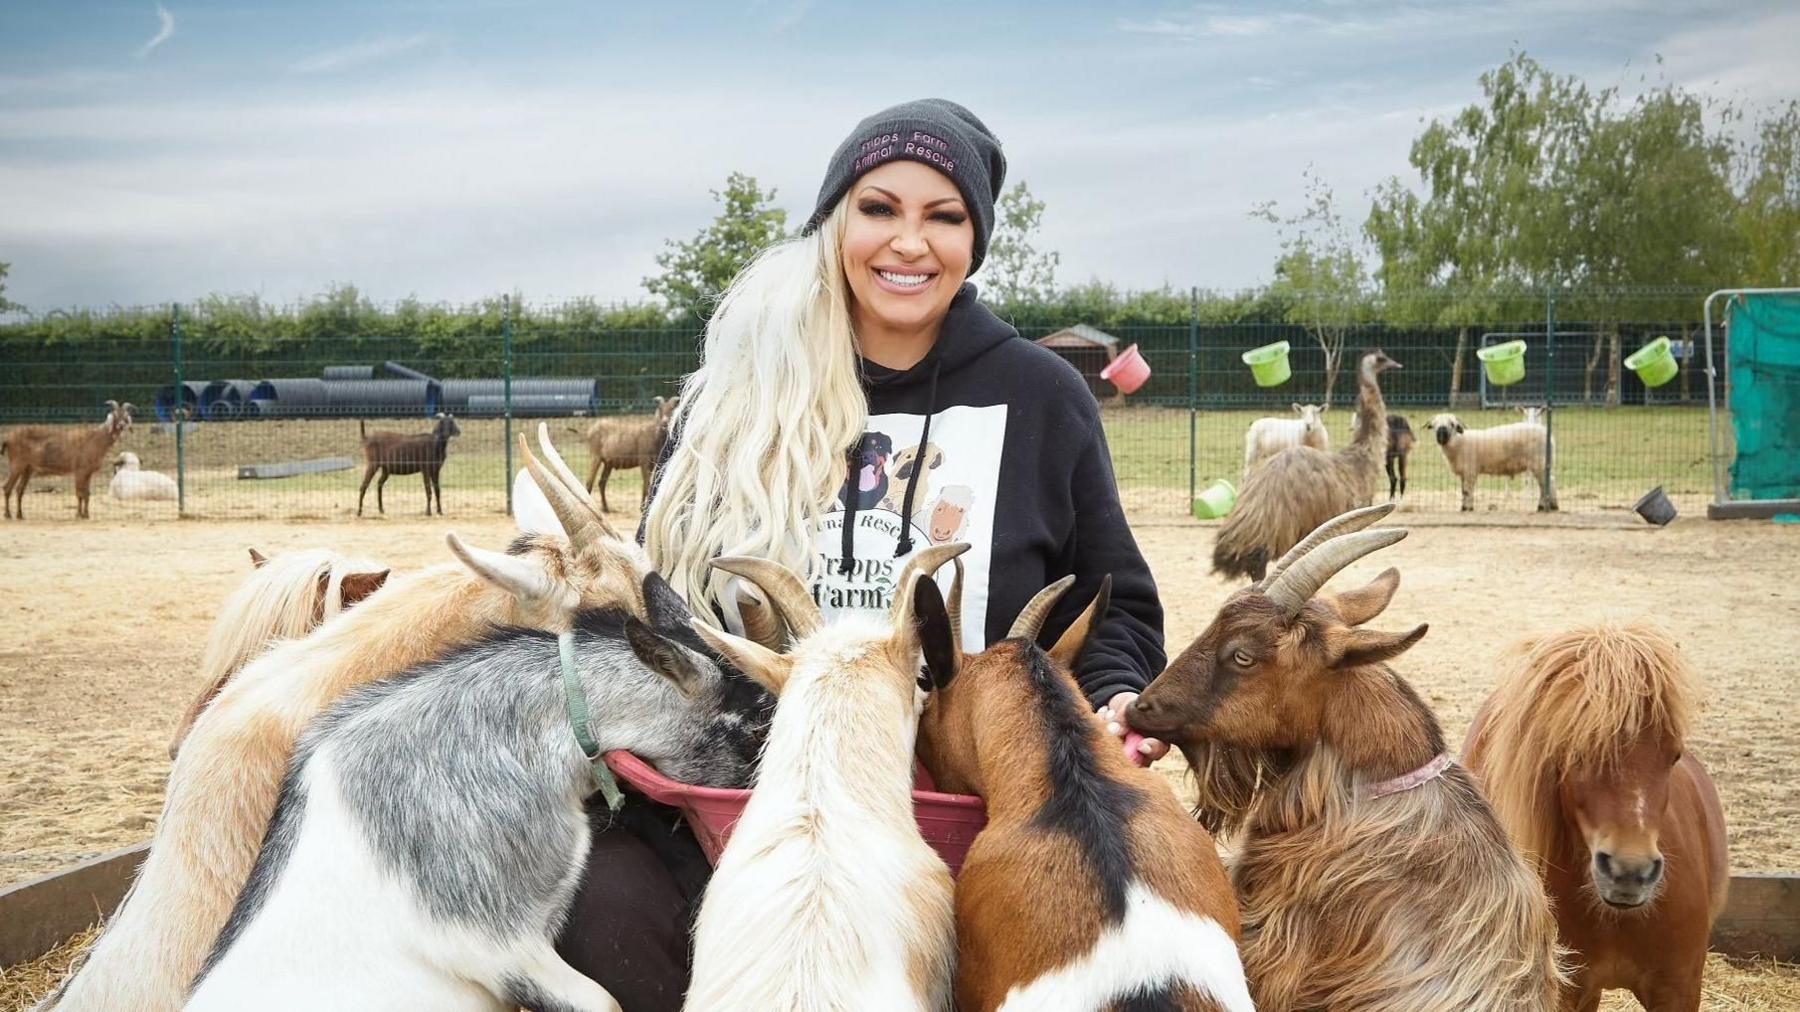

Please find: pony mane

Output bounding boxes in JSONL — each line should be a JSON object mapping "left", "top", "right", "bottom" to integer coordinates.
{"left": 194, "top": 549, "right": 382, "bottom": 686}
{"left": 1479, "top": 622, "right": 1699, "bottom": 863}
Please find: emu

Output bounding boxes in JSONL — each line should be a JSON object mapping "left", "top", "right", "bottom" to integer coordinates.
{"left": 357, "top": 412, "right": 460, "bottom": 516}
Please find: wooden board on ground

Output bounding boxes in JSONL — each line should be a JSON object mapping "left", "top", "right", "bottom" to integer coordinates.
{"left": 235, "top": 456, "right": 356, "bottom": 480}
{"left": 0, "top": 844, "right": 146, "bottom": 967}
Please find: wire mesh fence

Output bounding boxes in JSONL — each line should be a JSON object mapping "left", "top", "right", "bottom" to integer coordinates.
{"left": 0, "top": 290, "right": 1730, "bottom": 523}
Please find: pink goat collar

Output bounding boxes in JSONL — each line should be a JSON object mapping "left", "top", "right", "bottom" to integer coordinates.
{"left": 1362, "top": 753, "right": 1452, "bottom": 801}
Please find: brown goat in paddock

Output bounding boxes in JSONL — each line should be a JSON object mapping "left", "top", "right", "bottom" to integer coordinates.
{"left": 3, "top": 400, "right": 133, "bottom": 519}
{"left": 917, "top": 570, "right": 1251, "bottom": 1011}
{"left": 1131, "top": 504, "right": 1565, "bottom": 1011}
{"left": 356, "top": 412, "right": 460, "bottom": 516}
{"left": 573, "top": 395, "right": 677, "bottom": 512}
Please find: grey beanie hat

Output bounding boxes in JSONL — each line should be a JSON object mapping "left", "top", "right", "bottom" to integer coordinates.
{"left": 802, "top": 98, "right": 1007, "bottom": 274}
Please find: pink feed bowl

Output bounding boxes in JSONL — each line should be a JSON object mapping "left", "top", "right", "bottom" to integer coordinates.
{"left": 1100, "top": 344, "right": 1151, "bottom": 394}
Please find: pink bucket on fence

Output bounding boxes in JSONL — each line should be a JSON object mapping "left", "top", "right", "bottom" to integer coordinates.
{"left": 1099, "top": 343, "right": 1151, "bottom": 394}
{"left": 603, "top": 750, "right": 990, "bottom": 874}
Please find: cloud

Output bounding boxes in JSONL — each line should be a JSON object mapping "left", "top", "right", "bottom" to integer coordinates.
{"left": 289, "top": 34, "right": 438, "bottom": 75}
{"left": 137, "top": 3, "right": 175, "bottom": 59}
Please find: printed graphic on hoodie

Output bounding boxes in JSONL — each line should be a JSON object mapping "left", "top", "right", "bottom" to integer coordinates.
{"left": 811, "top": 403, "right": 1007, "bottom": 654}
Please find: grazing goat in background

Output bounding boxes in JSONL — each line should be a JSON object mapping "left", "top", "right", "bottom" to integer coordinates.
{"left": 575, "top": 395, "right": 678, "bottom": 513}
{"left": 1131, "top": 505, "right": 1564, "bottom": 1011}
{"left": 1464, "top": 623, "right": 1727, "bottom": 1011}
{"left": 33, "top": 430, "right": 650, "bottom": 1012}
{"left": 168, "top": 547, "right": 391, "bottom": 759}
{"left": 107, "top": 452, "right": 177, "bottom": 502}
{"left": 1243, "top": 403, "right": 1329, "bottom": 477}
{"left": 685, "top": 545, "right": 967, "bottom": 1012}
{"left": 1213, "top": 351, "right": 1400, "bottom": 581}
{"left": 3, "top": 400, "right": 133, "bottom": 519}
{"left": 917, "top": 569, "right": 1252, "bottom": 1012}
{"left": 1426, "top": 410, "right": 1556, "bottom": 511}
{"left": 356, "top": 412, "right": 460, "bottom": 516}
{"left": 187, "top": 572, "right": 765, "bottom": 1012}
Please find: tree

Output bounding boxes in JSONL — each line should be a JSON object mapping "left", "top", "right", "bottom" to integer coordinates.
{"left": 984, "top": 182, "right": 1060, "bottom": 306}
{"left": 0, "top": 262, "right": 21, "bottom": 315}
{"left": 1734, "top": 101, "right": 1800, "bottom": 286}
{"left": 643, "top": 172, "right": 789, "bottom": 319}
{"left": 1254, "top": 169, "right": 1369, "bottom": 406}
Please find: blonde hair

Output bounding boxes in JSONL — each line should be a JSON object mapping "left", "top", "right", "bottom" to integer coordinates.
{"left": 644, "top": 199, "right": 865, "bottom": 616}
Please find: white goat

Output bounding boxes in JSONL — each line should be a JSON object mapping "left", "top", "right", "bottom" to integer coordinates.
{"left": 108, "top": 452, "right": 177, "bottom": 501}
{"left": 686, "top": 545, "right": 966, "bottom": 1012}
{"left": 1425, "top": 411, "right": 1557, "bottom": 511}
{"left": 1243, "top": 404, "right": 1330, "bottom": 477}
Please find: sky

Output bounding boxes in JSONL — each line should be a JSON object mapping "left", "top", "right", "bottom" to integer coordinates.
{"left": 1, "top": 0, "right": 1796, "bottom": 312}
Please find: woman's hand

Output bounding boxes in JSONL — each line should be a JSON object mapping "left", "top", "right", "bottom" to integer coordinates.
{"left": 1093, "top": 692, "right": 1169, "bottom": 767}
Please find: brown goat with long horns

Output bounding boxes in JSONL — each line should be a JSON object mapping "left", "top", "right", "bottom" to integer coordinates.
{"left": 1130, "top": 504, "right": 1565, "bottom": 1012}
{"left": 917, "top": 569, "right": 1252, "bottom": 1012}
{"left": 3, "top": 400, "right": 133, "bottom": 519}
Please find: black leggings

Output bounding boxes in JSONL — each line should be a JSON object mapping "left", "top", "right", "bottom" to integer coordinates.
{"left": 555, "top": 792, "right": 712, "bottom": 1012}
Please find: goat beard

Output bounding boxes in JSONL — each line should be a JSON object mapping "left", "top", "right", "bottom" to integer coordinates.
{"left": 1178, "top": 739, "right": 1292, "bottom": 836}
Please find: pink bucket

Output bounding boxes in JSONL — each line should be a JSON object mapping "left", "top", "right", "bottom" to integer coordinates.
{"left": 1099, "top": 344, "right": 1151, "bottom": 395}
{"left": 604, "top": 750, "right": 989, "bottom": 874}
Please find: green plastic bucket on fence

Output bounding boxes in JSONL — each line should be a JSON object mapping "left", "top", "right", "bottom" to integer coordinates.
{"left": 1477, "top": 339, "right": 1527, "bottom": 386}
{"left": 1241, "top": 341, "right": 1291, "bottom": 387}
{"left": 1624, "top": 336, "right": 1679, "bottom": 389}
{"left": 1192, "top": 478, "right": 1237, "bottom": 520}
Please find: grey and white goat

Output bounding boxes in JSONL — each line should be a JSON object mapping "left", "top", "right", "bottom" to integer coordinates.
{"left": 186, "top": 573, "right": 769, "bottom": 1012}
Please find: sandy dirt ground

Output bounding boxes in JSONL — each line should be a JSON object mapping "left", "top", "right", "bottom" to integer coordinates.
{"left": 1, "top": 507, "right": 1796, "bottom": 1006}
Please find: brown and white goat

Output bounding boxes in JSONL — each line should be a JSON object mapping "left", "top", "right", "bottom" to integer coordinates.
{"left": 3, "top": 400, "right": 133, "bottom": 519}
{"left": 917, "top": 570, "right": 1252, "bottom": 1012}
{"left": 685, "top": 545, "right": 966, "bottom": 1012}
{"left": 574, "top": 395, "right": 678, "bottom": 513}
{"left": 1130, "top": 504, "right": 1565, "bottom": 1012}
{"left": 34, "top": 428, "right": 649, "bottom": 1012}
{"left": 356, "top": 412, "right": 461, "bottom": 516}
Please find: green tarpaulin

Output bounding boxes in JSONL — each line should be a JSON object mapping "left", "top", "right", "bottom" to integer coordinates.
{"left": 1728, "top": 292, "right": 1800, "bottom": 500}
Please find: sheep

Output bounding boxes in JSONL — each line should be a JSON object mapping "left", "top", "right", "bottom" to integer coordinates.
{"left": 684, "top": 544, "right": 968, "bottom": 1012}
{"left": 1424, "top": 410, "right": 1557, "bottom": 512}
{"left": 168, "top": 547, "right": 391, "bottom": 760}
{"left": 916, "top": 568, "right": 1252, "bottom": 1012}
{"left": 1212, "top": 351, "right": 1400, "bottom": 581}
{"left": 3, "top": 400, "right": 133, "bottom": 519}
{"left": 574, "top": 395, "right": 679, "bottom": 513}
{"left": 1129, "top": 504, "right": 1565, "bottom": 1011}
{"left": 33, "top": 428, "right": 654, "bottom": 1012}
{"left": 107, "top": 451, "right": 177, "bottom": 502}
{"left": 356, "top": 412, "right": 461, "bottom": 516}
{"left": 1242, "top": 403, "right": 1329, "bottom": 477}
{"left": 185, "top": 570, "right": 766, "bottom": 1012}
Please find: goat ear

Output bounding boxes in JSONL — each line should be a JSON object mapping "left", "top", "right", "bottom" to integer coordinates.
{"left": 1455, "top": 421, "right": 1465, "bottom": 434}
{"left": 691, "top": 620, "right": 791, "bottom": 695}
{"left": 1292, "top": 402, "right": 1303, "bottom": 414}
{"left": 1333, "top": 623, "right": 1428, "bottom": 671}
{"left": 1328, "top": 567, "right": 1398, "bottom": 626}
{"left": 626, "top": 618, "right": 706, "bottom": 698}
{"left": 911, "top": 573, "right": 959, "bottom": 690}
{"left": 1049, "top": 575, "right": 1111, "bottom": 669}
{"left": 641, "top": 572, "right": 693, "bottom": 631}
{"left": 339, "top": 569, "right": 390, "bottom": 606}
{"left": 248, "top": 547, "right": 269, "bottom": 568}
{"left": 446, "top": 532, "right": 558, "bottom": 602}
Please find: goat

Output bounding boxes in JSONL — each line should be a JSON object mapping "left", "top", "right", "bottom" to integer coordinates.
{"left": 917, "top": 569, "right": 1252, "bottom": 1012}
{"left": 684, "top": 544, "right": 967, "bottom": 1012}
{"left": 1212, "top": 352, "right": 1400, "bottom": 581}
{"left": 107, "top": 451, "right": 177, "bottom": 502}
{"left": 186, "top": 571, "right": 765, "bottom": 1012}
{"left": 1385, "top": 415, "right": 1415, "bottom": 500}
{"left": 1425, "top": 410, "right": 1556, "bottom": 511}
{"left": 1242, "top": 404, "right": 1329, "bottom": 478}
{"left": 1130, "top": 505, "right": 1565, "bottom": 1011}
{"left": 34, "top": 428, "right": 653, "bottom": 1012}
{"left": 168, "top": 547, "right": 391, "bottom": 760}
{"left": 356, "top": 412, "right": 461, "bottom": 516}
{"left": 574, "top": 395, "right": 678, "bottom": 513}
{"left": 3, "top": 400, "right": 133, "bottom": 519}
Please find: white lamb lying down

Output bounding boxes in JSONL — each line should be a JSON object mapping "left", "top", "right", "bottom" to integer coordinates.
{"left": 109, "top": 452, "right": 177, "bottom": 501}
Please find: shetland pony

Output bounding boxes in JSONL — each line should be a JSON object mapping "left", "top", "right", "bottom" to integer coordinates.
{"left": 1463, "top": 623, "right": 1728, "bottom": 1011}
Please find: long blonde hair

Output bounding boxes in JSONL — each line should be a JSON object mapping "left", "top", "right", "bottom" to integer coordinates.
{"left": 644, "top": 200, "right": 865, "bottom": 616}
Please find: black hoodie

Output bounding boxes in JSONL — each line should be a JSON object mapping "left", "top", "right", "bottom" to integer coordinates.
{"left": 648, "top": 284, "right": 1164, "bottom": 707}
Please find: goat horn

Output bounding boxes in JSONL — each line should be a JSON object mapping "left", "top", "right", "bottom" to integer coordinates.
{"left": 735, "top": 583, "right": 787, "bottom": 651}
{"left": 1009, "top": 574, "right": 1077, "bottom": 642}
{"left": 709, "top": 557, "right": 822, "bottom": 640}
{"left": 948, "top": 556, "right": 965, "bottom": 652}
{"left": 517, "top": 433, "right": 616, "bottom": 552}
{"left": 1263, "top": 527, "right": 1408, "bottom": 617}
{"left": 534, "top": 423, "right": 619, "bottom": 539}
{"left": 889, "top": 543, "right": 971, "bottom": 627}
{"left": 1254, "top": 502, "right": 1396, "bottom": 591}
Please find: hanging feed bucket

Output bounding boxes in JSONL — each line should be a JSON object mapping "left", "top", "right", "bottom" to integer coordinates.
{"left": 1477, "top": 340, "right": 1528, "bottom": 386}
{"left": 1192, "top": 478, "right": 1237, "bottom": 520}
{"left": 1100, "top": 344, "right": 1151, "bottom": 395}
{"left": 1624, "top": 336, "right": 1679, "bottom": 389}
{"left": 1241, "top": 341, "right": 1292, "bottom": 387}
{"left": 1632, "top": 485, "right": 1677, "bottom": 526}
